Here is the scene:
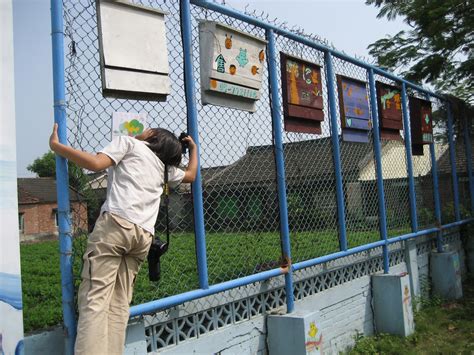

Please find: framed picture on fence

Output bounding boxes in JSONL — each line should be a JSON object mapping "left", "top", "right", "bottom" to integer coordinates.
{"left": 409, "top": 97, "right": 433, "bottom": 155}
{"left": 336, "top": 75, "right": 371, "bottom": 143}
{"left": 280, "top": 53, "right": 324, "bottom": 134}
{"left": 198, "top": 21, "right": 267, "bottom": 112}
{"left": 111, "top": 111, "right": 147, "bottom": 139}
{"left": 376, "top": 81, "right": 403, "bottom": 141}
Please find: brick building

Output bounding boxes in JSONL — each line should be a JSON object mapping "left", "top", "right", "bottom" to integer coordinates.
{"left": 17, "top": 178, "right": 88, "bottom": 241}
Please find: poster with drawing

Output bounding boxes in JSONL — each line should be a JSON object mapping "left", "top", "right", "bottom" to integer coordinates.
{"left": 111, "top": 112, "right": 147, "bottom": 139}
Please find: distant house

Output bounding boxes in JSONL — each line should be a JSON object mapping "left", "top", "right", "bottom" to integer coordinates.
{"left": 203, "top": 138, "right": 373, "bottom": 232}
{"left": 17, "top": 178, "right": 88, "bottom": 241}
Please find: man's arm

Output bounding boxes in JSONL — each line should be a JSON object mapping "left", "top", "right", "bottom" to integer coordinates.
{"left": 49, "top": 123, "right": 114, "bottom": 172}
{"left": 182, "top": 136, "right": 198, "bottom": 183}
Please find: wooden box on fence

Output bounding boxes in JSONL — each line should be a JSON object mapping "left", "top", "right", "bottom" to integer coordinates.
{"left": 376, "top": 82, "right": 403, "bottom": 141}
{"left": 198, "top": 21, "right": 267, "bottom": 112}
{"left": 336, "top": 75, "right": 371, "bottom": 143}
{"left": 280, "top": 53, "right": 324, "bottom": 134}
{"left": 96, "top": 0, "right": 170, "bottom": 101}
{"left": 409, "top": 97, "right": 433, "bottom": 156}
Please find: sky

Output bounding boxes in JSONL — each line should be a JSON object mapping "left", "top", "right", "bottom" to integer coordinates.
{"left": 12, "top": 0, "right": 409, "bottom": 177}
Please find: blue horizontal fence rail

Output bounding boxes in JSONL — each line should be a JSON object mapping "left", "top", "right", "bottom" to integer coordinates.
{"left": 52, "top": 0, "right": 473, "bottom": 328}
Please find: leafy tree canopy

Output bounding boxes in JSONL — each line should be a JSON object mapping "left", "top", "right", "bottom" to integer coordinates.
{"left": 27, "top": 151, "right": 87, "bottom": 190}
{"left": 366, "top": 0, "right": 473, "bottom": 104}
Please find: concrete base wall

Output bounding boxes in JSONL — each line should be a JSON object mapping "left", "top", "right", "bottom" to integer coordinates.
{"left": 24, "top": 228, "right": 470, "bottom": 355}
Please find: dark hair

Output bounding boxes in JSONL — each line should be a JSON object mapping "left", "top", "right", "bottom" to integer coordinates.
{"left": 144, "top": 128, "right": 182, "bottom": 167}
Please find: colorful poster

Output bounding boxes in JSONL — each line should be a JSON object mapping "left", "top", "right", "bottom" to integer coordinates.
{"left": 376, "top": 82, "right": 403, "bottom": 141}
{"left": 280, "top": 53, "right": 324, "bottom": 134}
{"left": 1, "top": 1, "right": 24, "bottom": 353}
{"left": 199, "top": 21, "right": 267, "bottom": 112}
{"left": 337, "top": 76, "right": 371, "bottom": 143}
{"left": 111, "top": 111, "right": 147, "bottom": 139}
{"left": 409, "top": 97, "right": 433, "bottom": 155}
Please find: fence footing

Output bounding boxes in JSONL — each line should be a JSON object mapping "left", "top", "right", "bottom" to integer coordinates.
{"left": 430, "top": 251, "right": 463, "bottom": 299}
{"left": 372, "top": 273, "right": 415, "bottom": 336}
{"left": 268, "top": 309, "right": 323, "bottom": 355}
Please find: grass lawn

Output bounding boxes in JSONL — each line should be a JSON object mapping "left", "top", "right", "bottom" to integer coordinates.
{"left": 350, "top": 276, "right": 474, "bottom": 354}
{"left": 20, "top": 228, "right": 394, "bottom": 333}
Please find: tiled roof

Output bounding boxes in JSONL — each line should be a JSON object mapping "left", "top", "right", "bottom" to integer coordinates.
{"left": 436, "top": 138, "right": 473, "bottom": 175}
{"left": 204, "top": 137, "right": 374, "bottom": 187}
{"left": 17, "top": 178, "right": 82, "bottom": 204}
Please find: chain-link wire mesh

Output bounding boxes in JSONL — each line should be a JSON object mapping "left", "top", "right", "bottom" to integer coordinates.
{"left": 60, "top": 0, "right": 472, "bottom": 318}
{"left": 63, "top": 0, "right": 199, "bottom": 304}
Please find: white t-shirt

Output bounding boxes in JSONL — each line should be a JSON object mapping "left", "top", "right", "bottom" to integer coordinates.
{"left": 99, "top": 136, "right": 185, "bottom": 234}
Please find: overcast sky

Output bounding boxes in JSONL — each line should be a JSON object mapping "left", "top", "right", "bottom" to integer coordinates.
{"left": 12, "top": 0, "right": 409, "bottom": 177}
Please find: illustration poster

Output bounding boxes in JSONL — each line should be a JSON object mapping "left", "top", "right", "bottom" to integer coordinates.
{"left": 337, "top": 75, "right": 371, "bottom": 143}
{"left": 376, "top": 82, "right": 403, "bottom": 141}
{"left": 112, "top": 111, "right": 147, "bottom": 139}
{"left": 1, "top": 1, "right": 24, "bottom": 352}
{"left": 199, "top": 21, "right": 267, "bottom": 112}
{"left": 280, "top": 53, "right": 324, "bottom": 134}
{"left": 409, "top": 97, "right": 433, "bottom": 155}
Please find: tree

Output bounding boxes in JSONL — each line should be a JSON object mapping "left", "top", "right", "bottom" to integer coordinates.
{"left": 27, "top": 151, "right": 85, "bottom": 189}
{"left": 366, "top": 0, "right": 473, "bottom": 104}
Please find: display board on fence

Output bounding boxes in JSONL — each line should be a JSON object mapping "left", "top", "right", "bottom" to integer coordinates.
{"left": 337, "top": 75, "right": 371, "bottom": 143}
{"left": 97, "top": 0, "right": 170, "bottom": 100}
{"left": 376, "top": 82, "right": 403, "bottom": 141}
{"left": 199, "top": 21, "right": 267, "bottom": 112}
{"left": 111, "top": 111, "right": 147, "bottom": 139}
{"left": 280, "top": 53, "right": 324, "bottom": 134}
{"left": 409, "top": 97, "right": 433, "bottom": 155}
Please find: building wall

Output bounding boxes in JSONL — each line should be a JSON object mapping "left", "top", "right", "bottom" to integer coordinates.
{"left": 19, "top": 202, "right": 87, "bottom": 240}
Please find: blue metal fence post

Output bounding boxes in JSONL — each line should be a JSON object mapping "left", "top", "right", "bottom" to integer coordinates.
{"left": 180, "top": 0, "right": 209, "bottom": 289}
{"left": 447, "top": 102, "right": 461, "bottom": 221}
{"left": 51, "top": 0, "right": 76, "bottom": 353}
{"left": 266, "top": 29, "right": 294, "bottom": 313}
{"left": 462, "top": 113, "right": 474, "bottom": 213}
{"left": 323, "top": 51, "right": 348, "bottom": 251}
{"left": 401, "top": 84, "right": 418, "bottom": 232}
{"left": 368, "top": 69, "right": 390, "bottom": 273}
{"left": 429, "top": 140, "right": 443, "bottom": 252}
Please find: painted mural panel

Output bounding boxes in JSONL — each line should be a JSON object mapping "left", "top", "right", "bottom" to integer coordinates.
{"left": 280, "top": 53, "right": 324, "bottom": 134}
{"left": 199, "top": 21, "right": 266, "bottom": 112}
{"left": 1, "top": 1, "right": 24, "bottom": 353}
{"left": 376, "top": 82, "right": 403, "bottom": 141}
{"left": 409, "top": 97, "right": 433, "bottom": 156}
{"left": 337, "top": 75, "right": 371, "bottom": 143}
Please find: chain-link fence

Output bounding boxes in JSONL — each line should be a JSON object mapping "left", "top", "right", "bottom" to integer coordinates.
{"left": 59, "top": 0, "right": 473, "bottom": 318}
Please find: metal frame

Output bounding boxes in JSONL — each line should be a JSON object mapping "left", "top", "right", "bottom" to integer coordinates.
{"left": 50, "top": 1, "right": 472, "bottom": 350}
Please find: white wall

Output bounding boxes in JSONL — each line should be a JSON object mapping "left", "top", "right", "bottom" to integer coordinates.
{"left": 0, "top": 0, "right": 24, "bottom": 353}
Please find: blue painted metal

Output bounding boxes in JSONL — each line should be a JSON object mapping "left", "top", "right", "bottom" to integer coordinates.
{"left": 266, "top": 29, "right": 294, "bottom": 313}
{"left": 429, "top": 143, "right": 443, "bottom": 252}
{"left": 130, "top": 267, "right": 285, "bottom": 317}
{"left": 190, "top": 0, "right": 444, "bottom": 101}
{"left": 446, "top": 103, "right": 461, "bottom": 221}
{"left": 462, "top": 114, "right": 474, "bottom": 213}
{"left": 180, "top": 0, "right": 209, "bottom": 289}
{"left": 324, "top": 52, "right": 348, "bottom": 252}
{"left": 293, "top": 240, "right": 386, "bottom": 271}
{"left": 51, "top": 0, "right": 76, "bottom": 353}
{"left": 401, "top": 84, "right": 418, "bottom": 232}
{"left": 368, "top": 69, "right": 390, "bottom": 273}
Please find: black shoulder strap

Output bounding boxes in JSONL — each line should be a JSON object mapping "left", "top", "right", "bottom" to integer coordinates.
{"left": 164, "top": 165, "right": 170, "bottom": 246}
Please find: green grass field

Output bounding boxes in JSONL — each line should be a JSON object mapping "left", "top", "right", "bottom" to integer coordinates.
{"left": 20, "top": 228, "right": 402, "bottom": 333}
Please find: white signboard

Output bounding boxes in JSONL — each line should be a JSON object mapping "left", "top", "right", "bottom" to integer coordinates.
{"left": 112, "top": 111, "right": 147, "bottom": 139}
{"left": 199, "top": 21, "right": 267, "bottom": 112}
{"left": 97, "top": 0, "right": 170, "bottom": 100}
{"left": 1, "top": 0, "right": 24, "bottom": 353}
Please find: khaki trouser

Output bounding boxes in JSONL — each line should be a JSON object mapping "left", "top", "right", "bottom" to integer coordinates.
{"left": 75, "top": 212, "right": 153, "bottom": 355}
